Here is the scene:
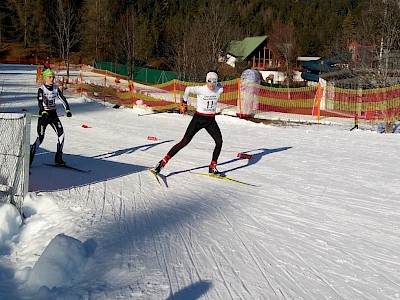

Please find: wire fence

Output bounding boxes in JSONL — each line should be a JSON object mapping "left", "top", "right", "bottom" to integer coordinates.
{"left": 0, "top": 113, "right": 30, "bottom": 213}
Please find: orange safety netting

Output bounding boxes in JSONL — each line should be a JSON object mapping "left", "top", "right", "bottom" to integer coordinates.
{"left": 44, "top": 68, "right": 400, "bottom": 123}
{"left": 325, "top": 85, "right": 400, "bottom": 122}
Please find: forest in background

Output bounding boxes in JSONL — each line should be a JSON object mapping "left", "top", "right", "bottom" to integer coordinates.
{"left": 1, "top": 0, "right": 399, "bottom": 81}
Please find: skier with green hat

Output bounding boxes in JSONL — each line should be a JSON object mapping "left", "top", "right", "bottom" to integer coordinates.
{"left": 42, "top": 68, "right": 54, "bottom": 79}
{"left": 30, "top": 68, "right": 72, "bottom": 166}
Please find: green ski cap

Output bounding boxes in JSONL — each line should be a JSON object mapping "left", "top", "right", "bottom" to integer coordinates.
{"left": 43, "top": 69, "right": 54, "bottom": 79}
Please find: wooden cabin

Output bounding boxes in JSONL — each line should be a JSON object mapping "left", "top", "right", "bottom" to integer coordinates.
{"left": 226, "top": 36, "right": 280, "bottom": 70}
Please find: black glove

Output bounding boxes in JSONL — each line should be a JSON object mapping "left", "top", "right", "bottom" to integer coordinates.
{"left": 40, "top": 111, "right": 48, "bottom": 121}
{"left": 66, "top": 110, "right": 72, "bottom": 117}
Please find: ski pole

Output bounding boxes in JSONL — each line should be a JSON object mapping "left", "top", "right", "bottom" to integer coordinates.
{"left": 32, "top": 114, "right": 64, "bottom": 117}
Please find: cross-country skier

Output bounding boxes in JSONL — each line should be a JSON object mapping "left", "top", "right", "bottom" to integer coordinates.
{"left": 153, "top": 71, "right": 224, "bottom": 175}
{"left": 30, "top": 68, "right": 72, "bottom": 166}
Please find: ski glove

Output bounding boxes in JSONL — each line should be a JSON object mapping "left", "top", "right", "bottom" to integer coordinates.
{"left": 66, "top": 110, "right": 72, "bottom": 117}
{"left": 40, "top": 110, "right": 48, "bottom": 121}
{"left": 180, "top": 100, "right": 188, "bottom": 113}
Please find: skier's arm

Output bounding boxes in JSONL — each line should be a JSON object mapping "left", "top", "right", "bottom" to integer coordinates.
{"left": 57, "top": 88, "right": 71, "bottom": 111}
{"left": 183, "top": 86, "right": 201, "bottom": 103}
{"left": 37, "top": 88, "right": 45, "bottom": 113}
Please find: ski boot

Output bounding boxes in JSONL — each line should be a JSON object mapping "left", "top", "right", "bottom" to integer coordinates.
{"left": 55, "top": 152, "right": 66, "bottom": 166}
{"left": 209, "top": 161, "right": 223, "bottom": 176}
{"left": 154, "top": 155, "right": 171, "bottom": 174}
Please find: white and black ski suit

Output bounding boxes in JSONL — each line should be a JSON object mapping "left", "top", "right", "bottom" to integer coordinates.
{"left": 30, "top": 84, "right": 70, "bottom": 162}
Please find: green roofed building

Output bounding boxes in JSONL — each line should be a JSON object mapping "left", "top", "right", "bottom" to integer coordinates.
{"left": 226, "top": 36, "right": 279, "bottom": 70}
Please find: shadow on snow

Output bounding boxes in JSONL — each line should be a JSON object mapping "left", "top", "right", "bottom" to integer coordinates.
{"left": 166, "top": 146, "right": 292, "bottom": 177}
{"left": 166, "top": 280, "right": 213, "bottom": 300}
{"left": 29, "top": 150, "right": 147, "bottom": 192}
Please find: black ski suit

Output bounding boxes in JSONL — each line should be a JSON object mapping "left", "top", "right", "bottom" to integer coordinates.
{"left": 30, "top": 84, "right": 71, "bottom": 164}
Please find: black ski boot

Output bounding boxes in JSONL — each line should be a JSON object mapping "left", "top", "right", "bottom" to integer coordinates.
{"left": 154, "top": 155, "right": 171, "bottom": 174}
{"left": 209, "top": 160, "right": 223, "bottom": 176}
{"left": 154, "top": 160, "right": 165, "bottom": 174}
{"left": 55, "top": 152, "right": 66, "bottom": 166}
{"left": 209, "top": 166, "right": 222, "bottom": 176}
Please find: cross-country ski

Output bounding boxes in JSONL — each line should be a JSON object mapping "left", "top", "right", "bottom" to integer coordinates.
{"left": 43, "top": 163, "right": 91, "bottom": 173}
{"left": 190, "top": 172, "right": 259, "bottom": 186}
{"left": 148, "top": 168, "right": 162, "bottom": 185}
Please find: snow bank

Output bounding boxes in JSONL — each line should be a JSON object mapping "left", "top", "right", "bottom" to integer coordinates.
{"left": 0, "top": 203, "right": 22, "bottom": 248}
{"left": 26, "top": 233, "right": 88, "bottom": 289}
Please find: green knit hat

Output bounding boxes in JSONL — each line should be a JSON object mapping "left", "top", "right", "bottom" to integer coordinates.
{"left": 42, "top": 69, "right": 54, "bottom": 79}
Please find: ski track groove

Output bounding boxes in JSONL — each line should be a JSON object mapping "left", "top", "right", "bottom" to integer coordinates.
{"left": 100, "top": 183, "right": 134, "bottom": 255}
{"left": 152, "top": 175, "right": 233, "bottom": 299}
{"left": 141, "top": 181, "right": 209, "bottom": 298}
{"left": 253, "top": 240, "right": 313, "bottom": 299}
{"left": 174, "top": 222, "right": 205, "bottom": 281}
{"left": 309, "top": 265, "right": 345, "bottom": 300}
{"left": 207, "top": 243, "right": 238, "bottom": 300}
{"left": 196, "top": 240, "right": 225, "bottom": 300}
{"left": 183, "top": 180, "right": 285, "bottom": 299}
{"left": 334, "top": 247, "right": 400, "bottom": 290}
{"left": 210, "top": 238, "right": 254, "bottom": 299}
{"left": 99, "top": 181, "right": 107, "bottom": 222}
{"left": 251, "top": 180, "right": 400, "bottom": 298}
{"left": 211, "top": 204, "right": 283, "bottom": 300}
{"left": 287, "top": 248, "right": 346, "bottom": 300}
{"left": 139, "top": 180, "right": 175, "bottom": 297}
{"left": 228, "top": 202, "right": 317, "bottom": 298}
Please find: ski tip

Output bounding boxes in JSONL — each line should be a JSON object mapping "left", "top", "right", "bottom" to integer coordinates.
{"left": 148, "top": 168, "right": 163, "bottom": 185}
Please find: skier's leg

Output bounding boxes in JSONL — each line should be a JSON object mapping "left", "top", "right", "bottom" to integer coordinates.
{"left": 154, "top": 114, "right": 204, "bottom": 173}
{"left": 50, "top": 118, "right": 65, "bottom": 164}
{"left": 206, "top": 121, "right": 223, "bottom": 163}
{"left": 167, "top": 115, "right": 204, "bottom": 158}
{"left": 30, "top": 119, "right": 47, "bottom": 165}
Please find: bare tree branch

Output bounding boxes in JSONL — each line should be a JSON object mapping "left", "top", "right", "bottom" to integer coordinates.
{"left": 50, "top": 0, "right": 80, "bottom": 77}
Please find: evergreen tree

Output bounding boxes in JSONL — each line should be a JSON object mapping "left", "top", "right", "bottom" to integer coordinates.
{"left": 6, "top": 0, "right": 398, "bottom": 75}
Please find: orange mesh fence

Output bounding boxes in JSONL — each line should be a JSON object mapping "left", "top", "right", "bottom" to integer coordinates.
{"left": 257, "top": 85, "right": 317, "bottom": 115}
{"left": 60, "top": 69, "right": 400, "bottom": 123}
{"left": 65, "top": 81, "right": 177, "bottom": 110}
{"left": 324, "top": 85, "right": 400, "bottom": 122}
{"left": 219, "top": 79, "right": 241, "bottom": 107}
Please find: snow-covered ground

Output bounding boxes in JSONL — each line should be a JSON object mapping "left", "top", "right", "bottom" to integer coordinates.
{"left": 0, "top": 64, "right": 400, "bottom": 300}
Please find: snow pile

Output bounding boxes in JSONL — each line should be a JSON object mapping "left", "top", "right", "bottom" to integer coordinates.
{"left": 26, "top": 233, "right": 88, "bottom": 289}
{"left": 0, "top": 203, "right": 22, "bottom": 249}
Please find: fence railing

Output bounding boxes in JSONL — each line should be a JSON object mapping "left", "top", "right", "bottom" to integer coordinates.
{"left": 36, "top": 66, "right": 400, "bottom": 126}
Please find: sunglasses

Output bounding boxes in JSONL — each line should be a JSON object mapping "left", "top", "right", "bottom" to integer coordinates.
{"left": 207, "top": 79, "right": 217, "bottom": 84}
